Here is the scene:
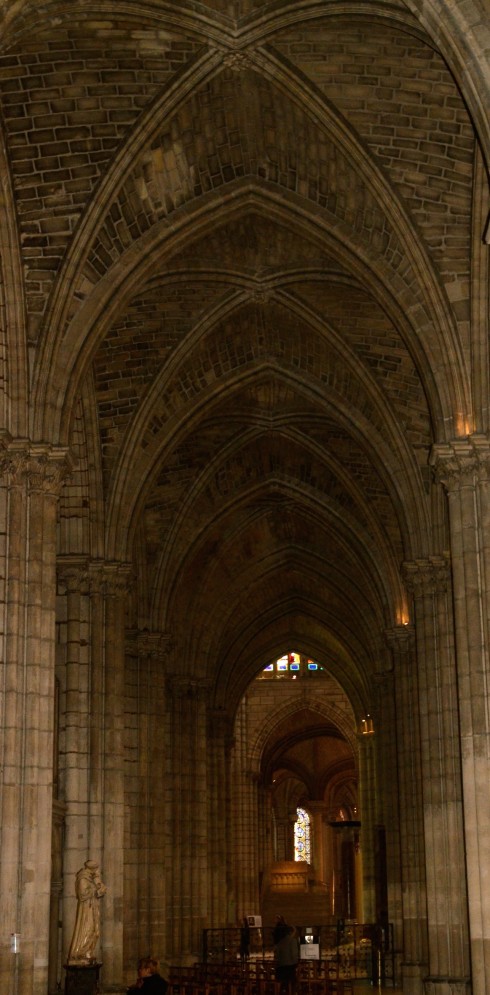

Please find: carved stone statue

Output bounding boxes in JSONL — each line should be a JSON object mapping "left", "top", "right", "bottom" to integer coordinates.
{"left": 67, "top": 860, "right": 107, "bottom": 964}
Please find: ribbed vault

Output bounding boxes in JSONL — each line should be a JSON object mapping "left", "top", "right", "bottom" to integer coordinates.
{"left": 0, "top": 0, "right": 487, "bottom": 723}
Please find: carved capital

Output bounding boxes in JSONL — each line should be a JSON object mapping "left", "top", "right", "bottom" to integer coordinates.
{"left": 102, "top": 562, "right": 133, "bottom": 598}
{"left": 57, "top": 556, "right": 89, "bottom": 595}
{"left": 87, "top": 560, "right": 132, "bottom": 598}
{"left": 402, "top": 554, "right": 450, "bottom": 596}
{"left": 137, "top": 629, "right": 173, "bottom": 660}
{"left": 166, "top": 675, "right": 211, "bottom": 701}
{"left": 384, "top": 624, "right": 415, "bottom": 655}
{"left": 0, "top": 442, "right": 74, "bottom": 495}
{"left": 431, "top": 435, "right": 490, "bottom": 493}
{"left": 88, "top": 560, "right": 106, "bottom": 595}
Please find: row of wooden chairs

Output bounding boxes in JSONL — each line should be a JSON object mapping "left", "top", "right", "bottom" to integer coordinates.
{"left": 167, "top": 962, "right": 354, "bottom": 995}
{"left": 169, "top": 961, "right": 344, "bottom": 978}
{"left": 168, "top": 983, "right": 352, "bottom": 995}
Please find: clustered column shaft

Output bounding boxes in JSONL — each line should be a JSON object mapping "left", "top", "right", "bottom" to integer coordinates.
{"left": 207, "top": 710, "right": 233, "bottom": 926}
{"left": 57, "top": 557, "right": 89, "bottom": 964}
{"left": 404, "top": 555, "right": 470, "bottom": 995}
{"left": 386, "top": 624, "right": 428, "bottom": 995}
{"left": 231, "top": 696, "right": 261, "bottom": 918}
{"left": 373, "top": 670, "right": 402, "bottom": 957}
{"left": 0, "top": 444, "right": 71, "bottom": 995}
{"left": 358, "top": 732, "right": 376, "bottom": 923}
{"left": 166, "top": 676, "right": 209, "bottom": 962}
{"left": 431, "top": 439, "right": 490, "bottom": 995}
{"left": 101, "top": 564, "right": 132, "bottom": 985}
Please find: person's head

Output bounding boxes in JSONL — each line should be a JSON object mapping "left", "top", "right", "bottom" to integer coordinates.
{"left": 138, "top": 957, "right": 160, "bottom": 978}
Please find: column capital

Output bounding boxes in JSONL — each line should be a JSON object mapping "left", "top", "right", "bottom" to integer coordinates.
{"left": 307, "top": 799, "right": 328, "bottom": 817}
{"left": 136, "top": 629, "right": 173, "bottom": 660}
{"left": 87, "top": 560, "right": 132, "bottom": 597}
{"left": 384, "top": 624, "right": 415, "bottom": 654}
{"left": 430, "top": 435, "right": 490, "bottom": 491}
{"left": 166, "top": 674, "right": 211, "bottom": 701}
{"left": 57, "top": 556, "right": 89, "bottom": 594}
{"left": 103, "top": 562, "right": 133, "bottom": 598}
{"left": 402, "top": 554, "right": 450, "bottom": 596}
{"left": 0, "top": 441, "right": 74, "bottom": 495}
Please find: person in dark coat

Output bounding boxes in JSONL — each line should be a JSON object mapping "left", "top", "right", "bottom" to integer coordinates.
{"left": 274, "top": 925, "right": 299, "bottom": 995}
{"left": 127, "top": 957, "right": 168, "bottom": 994}
{"left": 239, "top": 916, "right": 251, "bottom": 961}
{"left": 272, "top": 914, "right": 288, "bottom": 945}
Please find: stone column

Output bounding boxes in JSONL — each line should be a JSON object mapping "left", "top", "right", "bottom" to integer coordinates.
{"left": 49, "top": 800, "right": 65, "bottom": 994}
{"left": 258, "top": 780, "right": 274, "bottom": 902}
{"left": 373, "top": 669, "right": 402, "bottom": 950}
{"left": 431, "top": 438, "right": 490, "bottom": 995}
{"left": 207, "top": 709, "right": 234, "bottom": 926}
{"left": 386, "top": 625, "right": 428, "bottom": 995}
{"left": 308, "top": 800, "right": 327, "bottom": 886}
{"left": 165, "top": 676, "right": 210, "bottom": 962}
{"left": 358, "top": 730, "right": 376, "bottom": 923}
{"left": 123, "top": 629, "right": 169, "bottom": 971}
{"left": 285, "top": 811, "right": 297, "bottom": 862}
{"left": 101, "top": 563, "right": 132, "bottom": 989}
{"left": 323, "top": 821, "right": 335, "bottom": 917}
{"left": 353, "top": 834, "right": 363, "bottom": 922}
{"left": 87, "top": 562, "right": 106, "bottom": 862}
{"left": 274, "top": 816, "right": 291, "bottom": 862}
{"left": 404, "top": 556, "right": 470, "bottom": 995}
{"left": 141, "top": 631, "right": 169, "bottom": 960}
{"left": 330, "top": 824, "right": 343, "bottom": 917}
{"left": 0, "top": 443, "right": 72, "bottom": 995}
{"left": 48, "top": 678, "right": 65, "bottom": 994}
{"left": 65, "top": 561, "right": 131, "bottom": 989}
{"left": 57, "top": 557, "right": 90, "bottom": 963}
{"left": 232, "top": 697, "right": 260, "bottom": 917}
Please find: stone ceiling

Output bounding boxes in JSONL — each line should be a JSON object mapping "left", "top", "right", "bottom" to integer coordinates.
{"left": 0, "top": 0, "right": 487, "bottom": 716}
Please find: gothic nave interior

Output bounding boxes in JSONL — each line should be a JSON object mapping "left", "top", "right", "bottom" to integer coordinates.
{"left": 0, "top": 0, "right": 489, "bottom": 993}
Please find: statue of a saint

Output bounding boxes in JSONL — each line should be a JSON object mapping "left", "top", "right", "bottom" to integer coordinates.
{"left": 67, "top": 860, "right": 107, "bottom": 964}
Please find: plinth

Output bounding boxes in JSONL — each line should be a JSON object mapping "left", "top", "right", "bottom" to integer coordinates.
{"left": 64, "top": 962, "right": 101, "bottom": 995}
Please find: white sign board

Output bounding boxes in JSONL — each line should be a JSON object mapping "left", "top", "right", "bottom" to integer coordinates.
{"left": 300, "top": 943, "right": 320, "bottom": 960}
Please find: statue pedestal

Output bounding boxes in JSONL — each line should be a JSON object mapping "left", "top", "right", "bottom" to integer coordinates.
{"left": 64, "top": 962, "right": 101, "bottom": 995}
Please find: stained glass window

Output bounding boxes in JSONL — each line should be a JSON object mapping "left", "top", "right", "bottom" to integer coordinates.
{"left": 294, "top": 807, "right": 311, "bottom": 863}
{"left": 261, "top": 652, "right": 324, "bottom": 677}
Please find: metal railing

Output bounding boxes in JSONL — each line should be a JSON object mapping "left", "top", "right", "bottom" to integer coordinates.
{"left": 202, "top": 922, "right": 395, "bottom": 985}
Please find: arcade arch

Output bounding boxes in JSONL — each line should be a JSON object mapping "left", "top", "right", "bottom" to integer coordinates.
{"left": 233, "top": 653, "right": 366, "bottom": 923}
